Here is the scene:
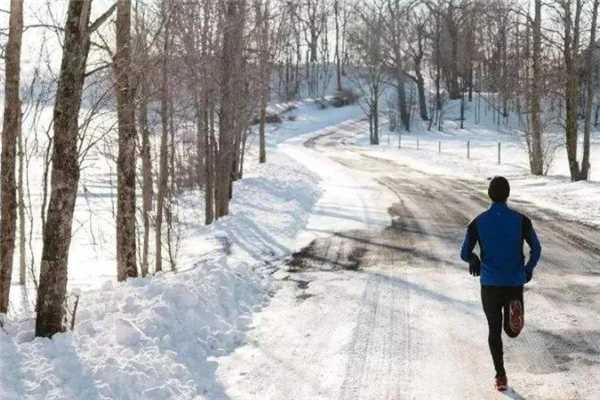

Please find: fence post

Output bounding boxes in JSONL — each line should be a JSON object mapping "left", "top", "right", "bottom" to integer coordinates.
{"left": 417, "top": 137, "right": 420, "bottom": 150}
{"left": 399, "top": 133, "right": 402, "bottom": 149}
{"left": 467, "top": 140, "right": 471, "bottom": 159}
{"left": 438, "top": 141, "right": 441, "bottom": 154}
{"left": 498, "top": 142, "right": 501, "bottom": 165}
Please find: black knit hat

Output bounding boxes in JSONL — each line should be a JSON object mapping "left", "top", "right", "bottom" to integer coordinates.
{"left": 488, "top": 176, "right": 510, "bottom": 203}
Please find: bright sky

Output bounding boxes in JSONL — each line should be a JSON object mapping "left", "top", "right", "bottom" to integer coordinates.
{"left": 1, "top": 0, "right": 118, "bottom": 78}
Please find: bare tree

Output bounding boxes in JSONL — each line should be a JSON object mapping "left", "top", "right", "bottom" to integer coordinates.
{"left": 115, "top": 0, "right": 138, "bottom": 281}
{"left": 381, "top": 0, "right": 411, "bottom": 131}
{"left": 155, "top": 0, "right": 172, "bottom": 273}
{"left": 256, "top": 0, "right": 272, "bottom": 164}
{"left": 215, "top": 0, "right": 247, "bottom": 218}
{"left": 35, "top": 1, "right": 116, "bottom": 338}
{"left": 528, "top": 0, "right": 544, "bottom": 175}
{"left": 18, "top": 106, "right": 26, "bottom": 285}
{"left": 349, "top": 3, "right": 386, "bottom": 144}
{"left": 295, "top": 0, "right": 329, "bottom": 97}
{"left": 560, "top": 0, "right": 586, "bottom": 181}
{"left": 0, "top": 0, "right": 23, "bottom": 314}
{"left": 334, "top": 0, "right": 343, "bottom": 91}
{"left": 133, "top": 1, "right": 153, "bottom": 277}
{"left": 405, "top": 7, "right": 429, "bottom": 121}
{"left": 581, "top": 0, "right": 599, "bottom": 180}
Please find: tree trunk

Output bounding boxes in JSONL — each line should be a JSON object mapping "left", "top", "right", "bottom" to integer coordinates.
{"left": 201, "top": 1, "right": 214, "bottom": 225}
{"left": 135, "top": 0, "right": 152, "bottom": 278}
{"left": 369, "top": 112, "right": 374, "bottom": 144}
{"left": 414, "top": 56, "right": 428, "bottom": 122}
{"left": 193, "top": 96, "right": 204, "bottom": 189}
{"left": 36, "top": 0, "right": 94, "bottom": 337}
{"left": 257, "top": 0, "right": 270, "bottom": 164}
{"left": 115, "top": 0, "right": 138, "bottom": 281}
{"left": 166, "top": 98, "right": 176, "bottom": 271}
{"left": 563, "top": 1, "right": 583, "bottom": 181}
{"left": 334, "top": 0, "right": 343, "bottom": 91}
{"left": 397, "top": 73, "right": 410, "bottom": 131}
{"left": 258, "top": 97, "right": 267, "bottom": 163}
{"left": 139, "top": 83, "right": 152, "bottom": 277}
{"left": 413, "top": 24, "right": 428, "bottom": 121}
{"left": 156, "top": 18, "right": 170, "bottom": 273}
{"left": 581, "top": 0, "right": 599, "bottom": 180}
{"left": 0, "top": 0, "right": 24, "bottom": 313}
{"left": 529, "top": 0, "right": 544, "bottom": 176}
{"left": 447, "top": 17, "right": 461, "bottom": 100}
{"left": 373, "top": 98, "right": 379, "bottom": 145}
{"left": 18, "top": 122, "right": 26, "bottom": 285}
{"left": 205, "top": 103, "right": 215, "bottom": 225}
{"left": 434, "top": 12, "right": 442, "bottom": 112}
{"left": 216, "top": 0, "right": 246, "bottom": 218}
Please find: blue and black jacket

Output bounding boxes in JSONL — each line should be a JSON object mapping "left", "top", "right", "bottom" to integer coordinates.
{"left": 460, "top": 202, "right": 542, "bottom": 287}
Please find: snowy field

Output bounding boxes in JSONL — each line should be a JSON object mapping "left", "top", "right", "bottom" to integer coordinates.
{"left": 2, "top": 95, "right": 600, "bottom": 398}
{"left": 354, "top": 101, "right": 600, "bottom": 228}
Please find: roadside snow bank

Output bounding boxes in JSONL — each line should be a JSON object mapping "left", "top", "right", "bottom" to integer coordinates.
{"left": 2, "top": 258, "right": 266, "bottom": 400}
{"left": 1, "top": 150, "right": 321, "bottom": 400}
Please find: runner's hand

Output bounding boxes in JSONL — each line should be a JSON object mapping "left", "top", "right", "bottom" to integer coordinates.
{"left": 469, "top": 254, "right": 481, "bottom": 277}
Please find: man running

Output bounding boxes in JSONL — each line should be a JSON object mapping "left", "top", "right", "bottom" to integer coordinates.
{"left": 460, "top": 176, "right": 542, "bottom": 392}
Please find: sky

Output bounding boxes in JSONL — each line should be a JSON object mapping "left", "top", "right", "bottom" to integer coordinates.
{"left": 1, "top": 0, "right": 118, "bottom": 79}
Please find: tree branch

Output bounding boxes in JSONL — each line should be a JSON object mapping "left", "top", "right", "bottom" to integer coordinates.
{"left": 89, "top": 3, "right": 117, "bottom": 34}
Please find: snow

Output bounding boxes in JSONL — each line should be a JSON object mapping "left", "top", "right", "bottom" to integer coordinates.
{"left": 0, "top": 100, "right": 363, "bottom": 399}
{"left": 1, "top": 90, "right": 599, "bottom": 398}
{"left": 214, "top": 100, "right": 600, "bottom": 399}
{"left": 349, "top": 101, "right": 600, "bottom": 228}
{"left": 2, "top": 252, "right": 271, "bottom": 399}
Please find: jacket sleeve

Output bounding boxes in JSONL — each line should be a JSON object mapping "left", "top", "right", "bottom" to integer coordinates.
{"left": 460, "top": 219, "right": 479, "bottom": 263}
{"left": 523, "top": 216, "right": 541, "bottom": 273}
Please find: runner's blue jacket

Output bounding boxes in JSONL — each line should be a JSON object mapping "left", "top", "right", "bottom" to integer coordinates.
{"left": 461, "top": 202, "right": 542, "bottom": 286}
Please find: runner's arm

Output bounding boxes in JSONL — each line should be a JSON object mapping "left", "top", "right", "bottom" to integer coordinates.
{"left": 523, "top": 216, "right": 541, "bottom": 274}
{"left": 461, "top": 219, "right": 479, "bottom": 263}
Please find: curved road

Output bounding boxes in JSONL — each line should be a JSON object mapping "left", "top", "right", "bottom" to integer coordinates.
{"left": 217, "top": 119, "right": 600, "bottom": 400}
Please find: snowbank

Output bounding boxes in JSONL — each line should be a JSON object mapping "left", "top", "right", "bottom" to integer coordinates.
{"left": 1, "top": 257, "right": 266, "bottom": 399}
{"left": 0, "top": 139, "right": 323, "bottom": 399}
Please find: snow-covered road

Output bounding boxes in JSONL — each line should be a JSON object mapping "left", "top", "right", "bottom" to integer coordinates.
{"left": 216, "top": 120, "right": 600, "bottom": 399}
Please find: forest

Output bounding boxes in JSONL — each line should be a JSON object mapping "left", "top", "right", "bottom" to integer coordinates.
{"left": 0, "top": 0, "right": 598, "bottom": 342}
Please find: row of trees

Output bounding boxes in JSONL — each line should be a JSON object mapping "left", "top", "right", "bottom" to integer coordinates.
{"left": 0, "top": 0, "right": 357, "bottom": 338}
{"left": 1, "top": 0, "right": 600, "bottom": 337}
{"left": 348, "top": 0, "right": 600, "bottom": 182}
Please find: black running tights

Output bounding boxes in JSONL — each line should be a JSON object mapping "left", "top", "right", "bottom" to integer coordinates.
{"left": 481, "top": 285, "right": 524, "bottom": 377}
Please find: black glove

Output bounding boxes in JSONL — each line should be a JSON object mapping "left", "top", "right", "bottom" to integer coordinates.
{"left": 469, "top": 254, "right": 481, "bottom": 277}
{"left": 526, "top": 270, "right": 532, "bottom": 283}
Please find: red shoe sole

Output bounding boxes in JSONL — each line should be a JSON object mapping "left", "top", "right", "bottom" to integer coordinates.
{"left": 495, "top": 377, "right": 508, "bottom": 392}
{"left": 509, "top": 300, "right": 524, "bottom": 334}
